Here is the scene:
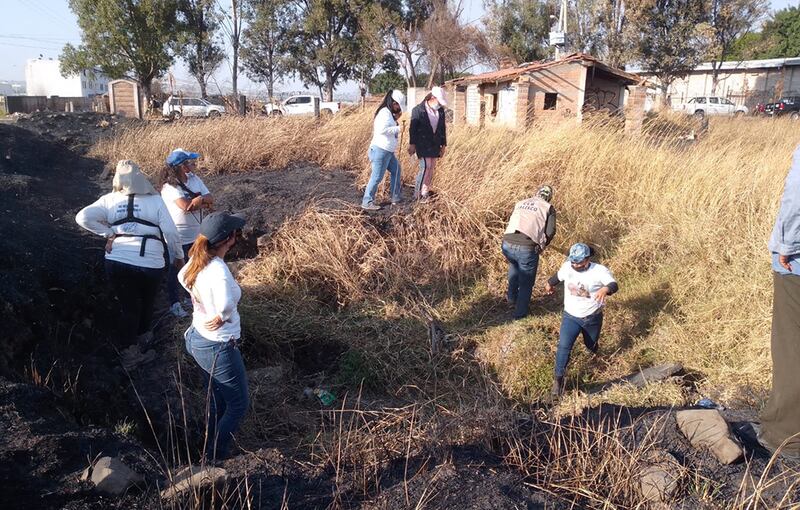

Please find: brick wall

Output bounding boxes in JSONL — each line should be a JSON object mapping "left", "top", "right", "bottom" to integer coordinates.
{"left": 526, "top": 62, "right": 586, "bottom": 123}
{"left": 452, "top": 85, "right": 467, "bottom": 125}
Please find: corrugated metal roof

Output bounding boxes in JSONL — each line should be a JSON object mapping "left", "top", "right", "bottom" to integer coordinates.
{"left": 627, "top": 57, "right": 800, "bottom": 74}
{"left": 447, "top": 53, "right": 643, "bottom": 86}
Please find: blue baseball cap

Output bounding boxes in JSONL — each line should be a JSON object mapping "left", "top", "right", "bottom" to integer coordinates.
{"left": 568, "top": 243, "right": 592, "bottom": 263}
{"left": 201, "top": 211, "right": 246, "bottom": 245}
{"left": 166, "top": 148, "right": 200, "bottom": 167}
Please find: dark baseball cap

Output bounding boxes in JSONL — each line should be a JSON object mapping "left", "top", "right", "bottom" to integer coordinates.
{"left": 201, "top": 211, "right": 246, "bottom": 245}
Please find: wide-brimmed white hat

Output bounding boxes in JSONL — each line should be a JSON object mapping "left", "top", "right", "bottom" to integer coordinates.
{"left": 430, "top": 86, "right": 448, "bottom": 107}
{"left": 391, "top": 89, "right": 406, "bottom": 112}
{"left": 112, "top": 160, "right": 157, "bottom": 195}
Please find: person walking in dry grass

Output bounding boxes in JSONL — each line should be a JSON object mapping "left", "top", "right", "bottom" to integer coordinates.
{"left": 502, "top": 185, "right": 556, "bottom": 320}
{"left": 159, "top": 148, "right": 214, "bottom": 318}
{"left": 757, "top": 145, "right": 800, "bottom": 460}
{"left": 362, "top": 90, "right": 406, "bottom": 211}
{"left": 179, "top": 211, "right": 249, "bottom": 462}
{"left": 408, "top": 86, "right": 448, "bottom": 201}
{"left": 545, "top": 243, "right": 618, "bottom": 399}
{"left": 75, "top": 161, "right": 184, "bottom": 352}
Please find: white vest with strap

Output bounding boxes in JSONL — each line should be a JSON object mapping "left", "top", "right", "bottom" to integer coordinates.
{"left": 504, "top": 197, "right": 551, "bottom": 248}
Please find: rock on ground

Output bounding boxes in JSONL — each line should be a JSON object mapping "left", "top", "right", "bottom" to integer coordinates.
{"left": 676, "top": 409, "right": 743, "bottom": 465}
{"left": 89, "top": 456, "right": 144, "bottom": 495}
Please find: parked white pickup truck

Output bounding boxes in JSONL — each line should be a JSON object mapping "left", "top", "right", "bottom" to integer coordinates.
{"left": 672, "top": 96, "right": 748, "bottom": 117}
{"left": 262, "top": 95, "right": 341, "bottom": 116}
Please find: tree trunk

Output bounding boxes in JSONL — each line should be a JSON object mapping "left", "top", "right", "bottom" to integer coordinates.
{"left": 324, "top": 75, "right": 334, "bottom": 102}
{"left": 267, "top": 79, "right": 274, "bottom": 103}
{"left": 231, "top": 0, "right": 240, "bottom": 113}
{"left": 141, "top": 79, "right": 153, "bottom": 116}
{"left": 199, "top": 79, "right": 208, "bottom": 99}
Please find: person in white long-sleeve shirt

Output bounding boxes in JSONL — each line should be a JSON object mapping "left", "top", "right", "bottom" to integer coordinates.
{"left": 178, "top": 211, "right": 248, "bottom": 461}
{"left": 75, "top": 160, "right": 184, "bottom": 349}
{"left": 361, "top": 89, "right": 406, "bottom": 211}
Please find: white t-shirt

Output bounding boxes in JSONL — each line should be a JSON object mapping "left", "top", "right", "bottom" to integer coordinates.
{"left": 75, "top": 192, "right": 183, "bottom": 269}
{"left": 179, "top": 257, "right": 242, "bottom": 342}
{"left": 161, "top": 173, "right": 211, "bottom": 245}
{"left": 370, "top": 107, "right": 401, "bottom": 153}
{"left": 556, "top": 261, "right": 617, "bottom": 318}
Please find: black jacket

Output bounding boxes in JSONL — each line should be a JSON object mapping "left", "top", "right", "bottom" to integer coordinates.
{"left": 409, "top": 101, "right": 447, "bottom": 158}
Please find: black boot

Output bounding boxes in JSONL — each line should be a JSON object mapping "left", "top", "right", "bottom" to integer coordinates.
{"left": 550, "top": 376, "right": 565, "bottom": 401}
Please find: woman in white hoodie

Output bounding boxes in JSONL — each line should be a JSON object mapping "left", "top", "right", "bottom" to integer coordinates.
{"left": 361, "top": 90, "right": 405, "bottom": 211}
{"left": 75, "top": 160, "right": 183, "bottom": 349}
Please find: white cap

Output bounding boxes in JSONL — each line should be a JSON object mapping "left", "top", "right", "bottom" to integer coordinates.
{"left": 430, "top": 86, "right": 448, "bottom": 107}
{"left": 391, "top": 89, "right": 406, "bottom": 112}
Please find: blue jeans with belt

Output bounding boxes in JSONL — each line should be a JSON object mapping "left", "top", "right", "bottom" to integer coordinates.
{"left": 555, "top": 311, "right": 604, "bottom": 377}
{"left": 501, "top": 240, "right": 540, "bottom": 319}
{"left": 167, "top": 243, "right": 193, "bottom": 305}
{"left": 362, "top": 145, "right": 401, "bottom": 206}
{"left": 185, "top": 327, "right": 249, "bottom": 460}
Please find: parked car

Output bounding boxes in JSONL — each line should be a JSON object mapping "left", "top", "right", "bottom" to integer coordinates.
{"left": 162, "top": 96, "right": 226, "bottom": 119}
{"left": 766, "top": 97, "right": 800, "bottom": 119}
{"left": 262, "top": 95, "right": 341, "bottom": 116}
{"left": 672, "top": 96, "right": 748, "bottom": 118}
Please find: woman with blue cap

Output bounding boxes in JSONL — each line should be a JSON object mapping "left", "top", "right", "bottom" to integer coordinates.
{"left": 362, "top": 90, "right": 406, "bottom": 211}
{"left": 179, "top": 211, "right": 248, "bottom": 461}
{"left": 544, "top": 243, "right": 618, "bottom": 399}
{"left": 160, "top": 148, "right": 214, "bottom": 318}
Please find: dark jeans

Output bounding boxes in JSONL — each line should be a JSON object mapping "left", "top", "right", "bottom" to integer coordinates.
{"left": 555, "top": 311, "right": 603, "bottom": 377}
{"left": 501, "top": 240, "right": 540, "bottom": 319}
{"left": 185, "top": 327, "right": 249, "bottom": 460}
{"left": 167, "top": 243, "right": 193, "bottom": 305}
{"left": 105, "top": 260, "right": 164, "bottom": 343}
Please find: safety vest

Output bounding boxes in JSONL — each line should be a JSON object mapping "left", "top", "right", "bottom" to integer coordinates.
{"left": 504, "top": 197, "right": 551, "bottom": 249}
{"left": 110, "top": 194, "right": 169, "bottom": 267}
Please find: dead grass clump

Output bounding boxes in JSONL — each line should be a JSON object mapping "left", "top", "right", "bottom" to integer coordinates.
{"left": 504, "top": 412, "right": 670, "bottom": 507}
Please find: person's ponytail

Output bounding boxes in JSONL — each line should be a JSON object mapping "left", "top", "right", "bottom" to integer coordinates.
{"left": 183, "top": 234, "right": 214, "bottom": 290}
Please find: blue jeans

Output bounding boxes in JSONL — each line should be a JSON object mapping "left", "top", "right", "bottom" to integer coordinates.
{"left": 501, "top": 240, "right": 540, "bottom": 319}
{"left": 362, "top": 145, "right": 401, "bottom": 206}
{"left": 555, "top": 311, "right": 604, "bottom": 377}
{"left": 185, "top": 327, "right": 249, "bottom": 460}
{"left": 167, "top": 243, "right": 193, "bottom": 305}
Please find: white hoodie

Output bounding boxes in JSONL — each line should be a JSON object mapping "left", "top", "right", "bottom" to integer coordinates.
{"left": 370, "top": 107, "right": 401, "bottom": 153}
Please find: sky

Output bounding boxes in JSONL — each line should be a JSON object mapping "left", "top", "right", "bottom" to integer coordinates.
{"left": 0, "top": 0, "right": 793, "bottom": 98}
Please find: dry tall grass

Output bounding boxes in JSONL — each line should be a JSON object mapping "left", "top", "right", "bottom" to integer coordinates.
{"left": 92, "top": 112, "right": 798, "bottom": 406}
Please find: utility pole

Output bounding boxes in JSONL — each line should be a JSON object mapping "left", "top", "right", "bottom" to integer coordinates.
{"left": 549, "top": 0, "right": 568, "bottom": 60}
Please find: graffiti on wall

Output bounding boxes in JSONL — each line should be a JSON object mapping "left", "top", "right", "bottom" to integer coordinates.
{"left": 583, "top": 87, "right": 618, "bottom": 112}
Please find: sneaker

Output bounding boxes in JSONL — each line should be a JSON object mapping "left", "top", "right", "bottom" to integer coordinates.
{"left": 361, "top": 203, "right": 381, "bottom": 211}
{"left": 170, "top": 302, "right": 189, "bottom": 318}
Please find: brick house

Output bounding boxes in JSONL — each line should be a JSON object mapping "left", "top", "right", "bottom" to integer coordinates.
{"left": 446, "top": 53, "right": 645, "bottom": 130}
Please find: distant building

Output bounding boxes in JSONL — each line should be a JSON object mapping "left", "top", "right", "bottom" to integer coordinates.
{"left": 25, "top": 57, "right": 110, "bottom": 97}
{"left": 627, "top": 58, "right": 800, "bottom": 110}
{"left": 445, "top": 53, "right": 644, "bottom": 130}
{"left": 0, "top": 81, "right": 25, "bottom": 96}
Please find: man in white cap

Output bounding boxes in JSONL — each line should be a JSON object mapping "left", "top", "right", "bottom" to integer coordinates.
{"left": 408, "top": 86, "right": 448, "bottom": 201}
{"left": 362, "top": 90, "right": 406, "bottom": 210}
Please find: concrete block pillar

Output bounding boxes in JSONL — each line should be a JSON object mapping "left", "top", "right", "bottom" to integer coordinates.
{"left": 466, "top": 84, "right": 482, "bottom": 127}
{"left": 625, "top": 86, "right": 647, "bottom": 135}
{"left": 515, "top": 80, "right": 531, "bottom": 130}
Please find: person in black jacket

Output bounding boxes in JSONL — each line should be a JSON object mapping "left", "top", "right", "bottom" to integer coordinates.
{"left": 407, "top": 86, "right": 448, "bottom": 200}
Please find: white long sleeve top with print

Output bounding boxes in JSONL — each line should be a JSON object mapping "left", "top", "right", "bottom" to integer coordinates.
{"left": 179, "top": 257, "right": 242, "bottom": 342}
{"left": 370, "top": 107, "right": 401, "bottom": 153}
{"left": 75, "top": 192, "right": 183, "bottom": 269}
